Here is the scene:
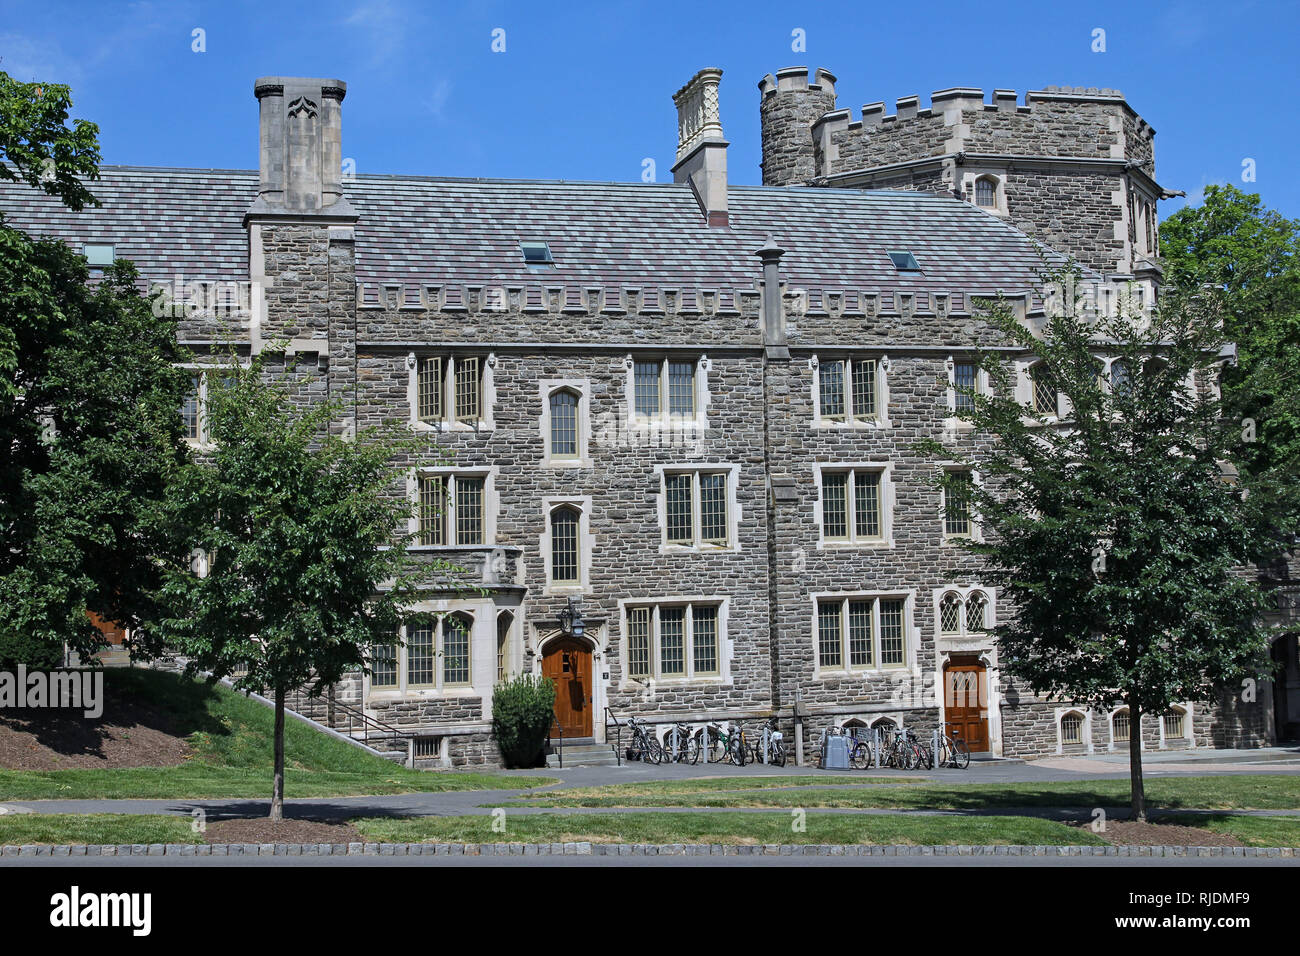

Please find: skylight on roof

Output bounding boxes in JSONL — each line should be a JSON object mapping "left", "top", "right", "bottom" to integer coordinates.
{"left": 84, "top": 243, "right": 115, "bottom": 267}
{"left": 888, "top": 251, "right": 921, "bottom": 273}
{"left": 520, "top": 241, "right": 554, "bottom": 265}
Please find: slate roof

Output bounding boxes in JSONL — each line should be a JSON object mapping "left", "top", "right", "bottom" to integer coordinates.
{"left": 0, "top": 166, "right": 1089, "bottom": 295}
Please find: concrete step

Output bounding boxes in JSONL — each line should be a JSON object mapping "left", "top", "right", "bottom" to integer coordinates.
{"left": 547, "top": 743, "right": 622, "bottom": 767}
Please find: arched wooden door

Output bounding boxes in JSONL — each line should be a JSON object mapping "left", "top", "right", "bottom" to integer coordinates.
{"left": 943, "top": 659, "right": 990, "bottom": 753}
{"left": 542, "top": 638, "right": 592, "bottom": 739}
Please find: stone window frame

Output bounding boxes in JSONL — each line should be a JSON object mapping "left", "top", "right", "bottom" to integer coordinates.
{"left": 961, "top": 170, "right": 1007, "bottom": 217}
{"left": 944, "top": 354, "right": 990, "bottom": 424}
{"left": 407, "top": 351, "right": 496, "bottom": 432}
{"left": 1109, "top": 705, "right": 1132, "bottom": 751}
{"left": 539, "top": 378, "right": 591, "bottom": 468}
{"left": 408, "top": 466, "right": 499, "bottom": 548}
{"left": 939, "top": 465, "right": 982, "bottom": 545}
{"left": 617, "top": 596, "right": 731, "bottom": 688}
{"left": 812, "top": 462, "right": 895, "bottom": 550}
{"left": 178, "top": 360, "right": 247, "bottom": 449}
{"left": 540, "top": 495, "right": 594, "bottom": 596}
{"left": 1055, "top": 708, "right": 1091, "bottom": 753}
{"left": 366, "top": 608, "right": 479, "bottom": 699}
{"left": 809, "top": 354, "right": 892, "bottom": 429}
{"left": 1159, "top": 704, "right": 1193, "bottom": 749}
{"left": 623, "top": 353, "right": 711, "bottom": 431}
{"left": 810, "top": 589, "right": 917, "bottom": 679}
{"left": 932, "top": 585, "right": 996, "bottom": 641}
{"left": 653, "top": 463, "right": 742, "bottom": 554}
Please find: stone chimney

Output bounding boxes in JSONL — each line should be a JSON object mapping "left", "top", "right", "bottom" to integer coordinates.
{"left": 672, "top": 68, "right": 728, "bottom": 227}
{"left": 247, "top": 76, "right": 356, "bottom": 219}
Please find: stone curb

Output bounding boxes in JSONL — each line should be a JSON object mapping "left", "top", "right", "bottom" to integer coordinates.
{"left": 0, "top": 843, "right": 1293, "bottom": 858}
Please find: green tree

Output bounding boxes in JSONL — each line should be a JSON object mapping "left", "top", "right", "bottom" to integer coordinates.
{"left": 161, "top": 356, "right": 439, "bottom": 819}
{"left": 1160, "top": 185, "right": 1300, "bottom": 542}
{"left": 0, "top": 71, "right": 191, "bottom": 666}
{"left": 921, "top": 268, "right": 1277, "bottom": 820}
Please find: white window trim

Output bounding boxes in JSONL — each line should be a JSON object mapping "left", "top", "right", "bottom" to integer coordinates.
{"left": 617, "top": 596, "right": 731, "bottom": 688}
{"left": 407, "top": 351, "right": 497, "bottom": 432}
{"left": 541, "top": 495, "right": 594, "bottom": 595}
{"left": 940, "top": 465, "right": 982, "bottom": 544}
{"left": 1157, "top": 702, "right": 1194, "bottom": 749}
{"left": 812, "top": 462, "right": 895, "bottom": 550}
{"left": 932, "top": 585, "right": 996, "bottom": 643}
{"left": 809, "top": 590, "right": 917, "bottom": 679}
{"left": 962, "top": 170, "right": 1007, "bottom": 216}
{"left": 364, "top": 601, "right": 490, "bottom": 700}
{"left": 539, "top": 379, "right": 591, "bottom": 467}
{"left": 654, "top": 463, "right": 742, "bottom": 553}
{"left": 1107, "top": 705, "right": 1136, "bottom": 752}
{"left": 408, "top": 466, "right": 499, "bottom": 548}
{"left": 623, "top": 354, "right": 711, "bottom": 431}
{"left": 1054, "top": 707, "right": 1093, "bottom": 754}
{"left": 810, "top": 354, "right": 891, "bottom": 429}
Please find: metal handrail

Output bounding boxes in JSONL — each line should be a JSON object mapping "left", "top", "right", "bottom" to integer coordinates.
{"left": 604, "top": 707, "right": 622, "bottom": 766}
{"left": 284, "top": 686, "right": 413, "bottom": 751}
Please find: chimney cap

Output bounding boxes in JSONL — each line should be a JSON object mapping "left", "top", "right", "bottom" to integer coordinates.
{"left": 756, "top": 236, "right": 785, "bottom": 262}
{"left": 253, "top": 76, "right": 348, "bottom": 100}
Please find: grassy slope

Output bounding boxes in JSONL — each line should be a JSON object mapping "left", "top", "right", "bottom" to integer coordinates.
{"left": 508, "top": 776, "right": 1300, "bottom": 810}
{"left": 0, "top": 669, "right": 553, "bottom": 799}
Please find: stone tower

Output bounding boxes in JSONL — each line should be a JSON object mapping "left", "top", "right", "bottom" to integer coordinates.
{"left": 758, "top": 67, "right": 1177, "bottom": 279}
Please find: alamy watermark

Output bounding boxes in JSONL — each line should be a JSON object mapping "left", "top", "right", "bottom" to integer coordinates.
{"left": 0, "top": 666, "right": 103, "bottom": 718}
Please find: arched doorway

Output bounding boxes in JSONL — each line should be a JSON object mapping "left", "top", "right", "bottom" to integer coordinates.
{"left": 542, "top": 636, "right": 593, "bottom": 739}
{"left": 943, "top": 657, "right": 990, "bottom": 753}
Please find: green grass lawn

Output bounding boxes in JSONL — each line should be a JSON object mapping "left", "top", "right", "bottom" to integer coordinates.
{"left": 1162, "top": 814, "right": 1300, "bottom": 847}
{"left": 0, "top": 669, "right": 553, "bottom": 800}
{"left": 0, "top": 813, "right": 200, "bottom": 846}
{"left": 354, "top": 812, "right": 1107, "bottom": 846}
{"left": 508, "top": 775, "right": 1300, "bottom": 811}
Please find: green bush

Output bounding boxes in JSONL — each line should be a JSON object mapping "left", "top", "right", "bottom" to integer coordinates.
{"left": 491, "top": 674, "right": 556, "bottom": 769}
{"left": 0, "top": 631, "right": 64, "bottom": 671}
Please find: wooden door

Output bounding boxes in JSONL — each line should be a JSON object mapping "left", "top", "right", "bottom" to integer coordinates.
{"left": 542, "top": 639, "right": 592, "bottom": 738}
{"left": 944, "top": 661, "right": 990, "bottom": 753}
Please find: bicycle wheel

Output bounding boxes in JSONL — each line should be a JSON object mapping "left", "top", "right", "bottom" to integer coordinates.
{"left": 850, "top": 741, "right": 870, "bottom": 770}
{"left": 731, "top": 736, "right": 747, "bottom": 766}
{"left": 772, "top": 741, "right": 787, "bottom": 767}
{"left": 646, "top": 738, "right": 665, "bottom": 765}
{"left": 686, "top": 734, "right": 701, "bottom": 765}
{"left": 951, "top": 736, "right": 971, "bottom": 770}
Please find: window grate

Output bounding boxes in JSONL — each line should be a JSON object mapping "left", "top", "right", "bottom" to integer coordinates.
{"left": 1113, "top": 710, "right": 1131, "bottom": 743}
{"left": 1061, "top": 713, "right": 1083, "bottom": 745}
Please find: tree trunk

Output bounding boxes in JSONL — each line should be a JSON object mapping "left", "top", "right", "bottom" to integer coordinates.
{"left": 1128, "top": 698, "right": 1146, "bottom": 823}
{"left": 270, "top": 686, "right": 285, "bottom": 821}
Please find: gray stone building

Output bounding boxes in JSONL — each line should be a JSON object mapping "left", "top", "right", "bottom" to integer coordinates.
{"left": 3, "top": 66, "right": 1295, "bottom": 766}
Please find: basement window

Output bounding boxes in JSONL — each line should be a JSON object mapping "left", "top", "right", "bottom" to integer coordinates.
{"left": 888, "top": 250, "right": 922, "bottom": 273}
{"left": 84, "top": 243, "right": 115, "bottom": 267}
{"left": 520, "top": 241, "right": 554, "bottom": 266}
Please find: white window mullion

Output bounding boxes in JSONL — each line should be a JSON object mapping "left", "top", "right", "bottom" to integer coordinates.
{"left": 684, "top": 604, "right": 695, "bottom": 679}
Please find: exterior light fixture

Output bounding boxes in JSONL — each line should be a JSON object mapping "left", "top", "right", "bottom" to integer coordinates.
{"left": 558, "top": 597, "right": 585, "bottom": 640}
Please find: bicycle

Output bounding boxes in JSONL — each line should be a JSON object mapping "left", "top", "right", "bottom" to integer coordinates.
{"left": 626, "top": 716, "right": 664, "bottom": 764}
{"left": 661, "top": 722, "right": 701, "bottom": 764}
{"left": 704, "top": 722, "right": 747, "bottom": 766}
{"left": 754, "top": 716, "right": 787, "bottom": 767}
{"left": 937, "top": 729, "right": 971, "bottom": 769}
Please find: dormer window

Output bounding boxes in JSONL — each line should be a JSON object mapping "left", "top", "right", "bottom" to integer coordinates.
{"left": 888, "top": 251, "right": 921, "bottom": 273}
{"left": 974, "top": 177, "right": 997, "bottom": 208}
{"left": 520, "top": 241, "right": 554, "bottom": 265}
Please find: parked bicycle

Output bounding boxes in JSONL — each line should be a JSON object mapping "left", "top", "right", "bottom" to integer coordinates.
{"left": 704, "top": 721, "right": 747, "bottom": 766}
{"left": 626, "top": 716, "right": 664, "bottom": 764}
{"left": 753, "top": 716, "right": 787, "bottom": 766}
{"left": 937, "top": 729, "right": 971, "bottom": 769}
{"left": 661, "top": 722, "right": 701, "bottom": 764}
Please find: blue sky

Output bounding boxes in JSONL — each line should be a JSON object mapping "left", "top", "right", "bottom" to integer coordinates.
{"left": 2, "top": 0, "right": 1297, "bottom": 220}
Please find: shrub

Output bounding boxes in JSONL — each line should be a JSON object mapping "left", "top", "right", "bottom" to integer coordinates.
{"left": 491, "top": 674, "right": 556, "bottom": 768}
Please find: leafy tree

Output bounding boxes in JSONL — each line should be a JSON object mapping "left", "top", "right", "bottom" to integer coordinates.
{"left": 161, "top": 355, "right": 440, "bottom": 819}
{"left": 921, "top": 268, "right": 1278, "bottom": 820}
{"left": 1160, "top": 185, "right": 1300, "bottom": 542}
{"left": 0, "top": 71, "right": 191, "bottom": 667}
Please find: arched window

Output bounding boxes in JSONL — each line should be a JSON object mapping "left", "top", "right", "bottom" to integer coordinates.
{"left": 549, "top": 388, "right": 579, "bottom": 459}
{"left": 1030, "top": 363, "right": 1057, "bottom": 415}
{"left": 1060, "top": 711, "right": 1084, "bottom": 745}
{"left": 974, "top": 176, "right": 997, "bottom": 208}
{"left": 965, "top": 591, "right": 987, "bottom": 632}
{"left": 939, "top": 593, "right": 963, "bottom": 634}
{"left": 842, "top": 718, "right": 871, "bottom": 742}
{"left": 1162, "top": 706, "right": 1186, "bottom": 739}
{"left": 496, "top": 611, "right": 514, "bottom": 682}
{"left": 1112, "top": 708, "right": 1130, "bottom": 744}
{"left": 550, "top": 506, "right": 581, "bottom": 584}
{"left": 1110, "top": 360, "right": 1132, "bottom": 398}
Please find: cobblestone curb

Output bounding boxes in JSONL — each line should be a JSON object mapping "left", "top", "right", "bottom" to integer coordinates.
{"left": 0, "top": 843, "right": 1294, "bottom": 858}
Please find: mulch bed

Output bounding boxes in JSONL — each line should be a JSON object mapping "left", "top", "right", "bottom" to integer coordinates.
{"left": 0, "top": 690, "right": 192, "bottom": 771}
{"left": 203, "top": 818, "right": 363, "bottom": 845}
{"left": 1069, "top": 819, "right": 1245, "bottom": 847}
